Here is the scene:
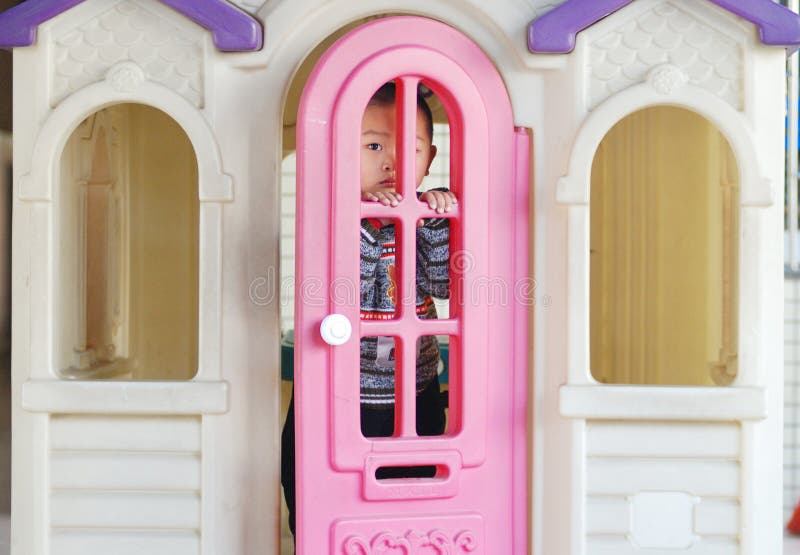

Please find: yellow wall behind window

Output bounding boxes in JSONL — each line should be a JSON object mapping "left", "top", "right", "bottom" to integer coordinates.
{"left": 128, "top": 104, "right": 199, "bottom": 380}
{"left": 590, "top": 106, "right": 738, "bottom": 386}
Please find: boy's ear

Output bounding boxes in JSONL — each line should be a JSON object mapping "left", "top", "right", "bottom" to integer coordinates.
{"left": 425, "top": 144, "right": 438, "bottom": 176}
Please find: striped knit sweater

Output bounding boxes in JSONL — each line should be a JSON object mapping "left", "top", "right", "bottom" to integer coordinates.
{"left": 359, "top": 216, "right": 450, "bottom": 408}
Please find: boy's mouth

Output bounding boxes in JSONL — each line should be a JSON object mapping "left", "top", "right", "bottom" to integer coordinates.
{"left": 380, "top": 179, "right": 395, "bottom": 188}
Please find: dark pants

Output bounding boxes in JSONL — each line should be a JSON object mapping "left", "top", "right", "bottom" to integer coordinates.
{"left": 280, "top": 377, "right": 446, "bottom": 538}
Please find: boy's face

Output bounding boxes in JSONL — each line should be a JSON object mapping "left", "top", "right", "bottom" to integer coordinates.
{"left": 360, "top": 103, "right": 437, "bottom": 197}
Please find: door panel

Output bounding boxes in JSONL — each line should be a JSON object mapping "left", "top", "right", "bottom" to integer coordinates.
{"left": 295, "top": 16, "right": 528, "bottom": 554}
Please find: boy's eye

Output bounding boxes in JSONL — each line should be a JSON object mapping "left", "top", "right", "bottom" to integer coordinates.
{"left": 366, "top": 143, "right": 382, "bottom": 151}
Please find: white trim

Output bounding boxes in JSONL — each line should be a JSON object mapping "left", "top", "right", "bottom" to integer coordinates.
{"left": 19, "top": 76, "right": 232, "bottom": 202}
{"left": 21, "top": 380, "right": 229, "bottom": 414}
{"left": 20, "top": 77, "right": 230, "bottom": 381}
{"left": 556, "top": 82, "right": 771, "bottom": 207}
{"left": 560, "top": 385, "right": 767, "bottom": 421}
{"left": 29, "top": 205, "right": 54, "bottom": 378}
{"left": 198, "top": 204, "right": 223, "bottom": 381}
{"left": 557, "top": 83, "right": 772, "bottom": 386}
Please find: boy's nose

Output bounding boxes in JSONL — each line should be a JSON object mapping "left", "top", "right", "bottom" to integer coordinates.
{"left": 381, "top": 155, "right": 395, "bottom": 171}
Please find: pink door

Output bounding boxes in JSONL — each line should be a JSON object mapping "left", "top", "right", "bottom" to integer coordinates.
{"left": 295, "top": 16, "right": 529, "bottom": 554}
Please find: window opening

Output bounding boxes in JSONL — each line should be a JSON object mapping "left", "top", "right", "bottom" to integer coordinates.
{"left": 58, "top": 104, "right": 199, "bottom": 380}
{"left": 360, "top": 335, "right": 399, "bottom": 437}
{"left": 358, "top": 82, "right": 456, "bottom": 443}
{"left": 590, "top": 106, "right": 739, "bottom": 386}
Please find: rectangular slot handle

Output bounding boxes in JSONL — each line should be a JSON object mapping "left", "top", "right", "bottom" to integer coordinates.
{"left": 363, "top": 451, "right": 462, "bottom": 501}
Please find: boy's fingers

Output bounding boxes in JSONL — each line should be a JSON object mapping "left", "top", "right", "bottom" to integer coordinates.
{"left": 435, "top": 192, "right": 447, "bottom": 213}
{"left": 420, "top": 191, "right": 460, "bottom": 213}
{"left": 443, "top": 192, "right": 457, "bottom": 212}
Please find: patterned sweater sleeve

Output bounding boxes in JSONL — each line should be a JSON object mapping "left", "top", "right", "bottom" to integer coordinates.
{"left": 360, "top": 220, "right": 382, "bottom": 301}
{"left": 416, "top": 218, "right": 450, "bottom": 299}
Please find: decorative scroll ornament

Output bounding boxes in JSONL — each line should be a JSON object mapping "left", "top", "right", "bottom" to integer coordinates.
{"left": 454, "top": 531, "right": 478, "bottom": 551}
{"left": 106, "top": 62, "right": 145, "bottom": 93}
{"left": 343, "top": 529, "right": 478, "bottom": 554}
{"left": 646, "top": 64, "right": 689, "bottom": 95}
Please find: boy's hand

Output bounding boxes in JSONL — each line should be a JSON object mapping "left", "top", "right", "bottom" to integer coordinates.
{"left": 419, "top": 190, "right": 457, "bottom": 214}
{"left": 362, "top": 190, "right": 403, "bottom": 207}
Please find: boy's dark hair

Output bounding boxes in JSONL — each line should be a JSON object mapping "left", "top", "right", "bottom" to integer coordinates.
{"left": 368, "top": 82, "right": 434, "bottom": 142}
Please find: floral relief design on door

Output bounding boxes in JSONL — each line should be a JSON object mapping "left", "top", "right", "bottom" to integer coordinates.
{"left": 342, "top": 528, "right": 480, "bottom": 554}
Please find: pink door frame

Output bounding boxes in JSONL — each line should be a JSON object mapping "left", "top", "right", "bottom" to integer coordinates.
{"left": 295, "top": 16, "right": 529, "bottom": 554}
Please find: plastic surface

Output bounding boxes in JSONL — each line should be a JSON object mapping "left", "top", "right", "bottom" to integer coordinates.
{"left": 0, "top": 0, "right": 263, "bottom": 51}
{"left": 2, "top": 0, "right": 785, "bottom": 552}
{"left": 528, "top": 0, "right": 800, "bottom": 54}
{"left": 319, "top": 314, "right": 352, "bottom": 346}
{"left": 295, "top": 15, "right": 528, "bottom": 555}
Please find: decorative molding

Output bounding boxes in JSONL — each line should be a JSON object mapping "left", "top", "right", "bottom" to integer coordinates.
{"left": 588, "top": 1, "right": 741, "bottom": 110}
{"left": 20, "top": 79, "right": 233, "bottom": 202}
{"left": 646, "top": 63, "right": 688, "bottom": 95}
{"left": 342, "top": 529, "right": 479, "bottom": 554}
{"left": 52, "top": 1, "right": 204, "bottom": 107}
{"left": 106, "top": 61, "right": 146, "bottom": 93}
{"left": 555, "top": 83, "right": 770, "bottom": 207}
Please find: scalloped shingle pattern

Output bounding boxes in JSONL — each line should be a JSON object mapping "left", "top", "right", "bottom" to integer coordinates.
{"left": 589, "top": 2, "right": 741, "bottom": 110}
{"left": 53, "top": 1, "right": 204, "bottom": 107}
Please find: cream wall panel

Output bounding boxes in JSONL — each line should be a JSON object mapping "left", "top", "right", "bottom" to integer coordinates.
{"left": 586, "top": 421, "right": 740, "bottom": 459}
{"left": 585, "top": 536, "right": 739, "bottom": 555}
{"left": 586, "top": 496, "right": 740, "bottom": 539}
{"left": 50, "top": 452, "right": 200, "bottom": 490}
{"left": 586, "top": 496, "right": 629, "bottom": 535}
{"left": 50, "top": 415, "right": 200, "bottom": 452}
{"left": 586, "top": 459, "right": 739, "bottom": 497}
{"left": 50, "top": 530, "right": 199, "bottom": 555}
{"left": 50, "top": 491, "right": 200, "bottom": 529}
{"left": 694, "top": 500, "right": 740, "bottom": 536}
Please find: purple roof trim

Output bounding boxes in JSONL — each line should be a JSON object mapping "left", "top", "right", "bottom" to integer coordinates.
{"left": 0, "top": 0, "right": 263, "bottom": 51}
{"left": 528, "top": 0, "right": 800, "bottom": 55}
{"left": 0, "top": 0, "right": 84, "bottom": 48}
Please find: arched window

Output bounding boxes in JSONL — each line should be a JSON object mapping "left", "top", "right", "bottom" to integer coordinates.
{"left": 590, "top": 106, "right": 739, "bottom": 386}
{"left": 58, "top": 104, "right": 199, "bottom": 380}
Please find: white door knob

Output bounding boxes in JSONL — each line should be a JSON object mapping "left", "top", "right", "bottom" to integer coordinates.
{"left": 320, "top": 314, "right": 353, "bottom": 345}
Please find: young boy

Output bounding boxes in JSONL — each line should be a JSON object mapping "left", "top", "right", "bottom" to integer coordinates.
{"left": 281, "top": 82, "right": 457, "bottom": 539}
